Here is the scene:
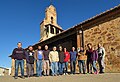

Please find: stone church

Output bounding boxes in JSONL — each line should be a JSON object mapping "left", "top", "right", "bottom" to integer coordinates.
{"left": 10, "top": 4, "right": 120, "bottom": 75}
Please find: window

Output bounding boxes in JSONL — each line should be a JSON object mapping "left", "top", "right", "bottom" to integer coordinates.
{"left": 51, "top": 26, "right": 54, "bottom": 34}
{"left": 46, "top": 26, "right": 49, "bottom": 33}
{"left": 56, "top": 28, "right": 59, "bottom": 34}
{"left": 51, "top": 17, "right": 53, "bottom": 24}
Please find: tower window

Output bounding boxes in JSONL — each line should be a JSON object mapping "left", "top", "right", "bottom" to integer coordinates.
{"left": 51, "top": 27, "right": 54, "bottom": 34}
{"left": 51, "top": 17, "right": 53, "bottom": 24}
{"left": 46, "top": 26, "right": 49, "bottom": 33}
{"left": 56, "top": 28, "right": 59, "bottom": 34}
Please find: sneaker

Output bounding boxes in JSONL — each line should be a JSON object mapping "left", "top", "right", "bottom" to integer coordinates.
{"left": 94, "top": 72, "right": 96, "bottom": 74}
{"left": 27, "top": 76, "right": 30, "bottom": 78}
{"left": 21, "top": 76, "right": 25, "bottom": 79}
{"left": 96, "top": 71, "right": 98, "bottom": 74}
{"left": 27, "top": 75, "right": 30, "bottom": 78}
{"left": 73, "top": 72, "right": 75, "bottom": 75}
{"left": 71, "top": 73, "right": 73, "bottom": 75}
{"left": 14, "top": 76, "right": 18, "bottom": 79}
{"left": 66, "top": 73, "right": 68, "bottom": 75}
{"left": 90, "top": 72, "right": 93, "bottom": 74}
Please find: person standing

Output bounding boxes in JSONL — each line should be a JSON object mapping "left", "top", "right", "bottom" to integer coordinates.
{"left": 86, "top": 43, "right": 93, "bottom": 74}
{"left": 49, "top": 46, "right": 59, "bottom": 76}
{"left": 70, "top": 47, "right": 77, "bottom": 74}
{"left": 90, "top": 47, "right": 98, "bottom": 74}
{"left": 58, "top": 46, "right": 65, "bottom": 75}
{"left": 78, "top": 47, "right": 87, "bottom": 74}
{"left": 43, "top": 45, "right": 50, "bottom": 76}
{"left": 34, "top": 45, "right": 43, "bottom": 77}
{"left": 11, "top": 42, "right": 26, "bottom": 79}
{"left": 26, "top": 45, "right": 34, "bottom": 77}
{"left": 63, "top": 48, "right": 70, "bottom": 75}
{"left": 97, "top": 43, "right": 105, "bottom": 73}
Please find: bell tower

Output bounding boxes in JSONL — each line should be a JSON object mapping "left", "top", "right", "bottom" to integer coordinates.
{"left": 40, "top": 5, "right": 63, "bottom": 42}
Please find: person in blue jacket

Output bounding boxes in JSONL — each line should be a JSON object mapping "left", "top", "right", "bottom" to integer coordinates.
{"left": 70, "top": 47, "right": 77, "bottom": 74}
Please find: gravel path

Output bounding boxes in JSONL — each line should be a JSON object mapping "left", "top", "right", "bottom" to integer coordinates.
{"left": 0, "top": 73, "right": 120, "bottom": 82}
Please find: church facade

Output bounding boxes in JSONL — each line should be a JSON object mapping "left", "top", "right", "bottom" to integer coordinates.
{"left": 10, "top": 4, "right": 120, "bottom": 75}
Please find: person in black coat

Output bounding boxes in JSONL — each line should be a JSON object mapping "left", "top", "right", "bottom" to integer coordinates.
{"left": 12, "top": 42, "right": 26, "bottom": 79}
{"left": 26, "top": 45, "right": 35, "bottom": 77}
{"left": 58, "top": 46, "right": 65, "bottom": 75}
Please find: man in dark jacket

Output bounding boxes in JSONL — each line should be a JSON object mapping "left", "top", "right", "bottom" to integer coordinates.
{"left": 58, "top": 46, "right": 65, "bottom": 75}
{"left": 26, "top": 45, "right": 34, "bottom": 77}
{"left": 12, "top": 42, "right": 26, "bottom": 79}
{"left": 86, "top": 43, "right": 93, "bottom": 74}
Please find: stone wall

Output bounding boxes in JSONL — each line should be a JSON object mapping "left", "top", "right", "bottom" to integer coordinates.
{"left": 84, "top": 16, "right": 120, "bottom": 72}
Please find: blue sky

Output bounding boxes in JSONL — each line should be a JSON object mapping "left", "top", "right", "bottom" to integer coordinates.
{"left": 0, "top": 0, "right": 120, "bottom": 68}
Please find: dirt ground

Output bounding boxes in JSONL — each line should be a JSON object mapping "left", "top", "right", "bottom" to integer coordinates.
{"left": 0, "top": 73, "right": 120, "bottom": 82}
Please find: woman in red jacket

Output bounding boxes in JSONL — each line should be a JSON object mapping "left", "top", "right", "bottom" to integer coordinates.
{"left": 64, "top": 48, "right": 70, "bottom": 75}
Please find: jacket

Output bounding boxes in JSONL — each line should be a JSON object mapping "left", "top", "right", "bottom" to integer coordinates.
{"left": 58, "top": 51, "right": 65, "bottom": 63}
{"left": 70, "top": 51, "right": 77, "bottom": 61}
{"left": 34, "top": 49, "right": 43, "bottom": 60}
{"left": 78, "top": 50, "right": 87, "bottom": 60}
{"left": 64, "top": 51, "right": 70, "bottom": 62}
{"left": 97, "top": 47, "right": 105, "bottom": 58}
{"left": 12, "top": 48, "right": 26, "bottom": 60}
{"left": 91, "top": 50, "right": 98, "bottom": 61}
{"left": 86, "top": 49, "right": 93, "bottom": 60}
{"left": 26, "top": 50, "right": 34, "bottom": 64}
{"left": 49, "top": 51, "right": 59, "bottom": 62}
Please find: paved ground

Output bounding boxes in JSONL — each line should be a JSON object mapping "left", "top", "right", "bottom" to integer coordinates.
{"left": 0, "top": 73, "right": 120, "bottom": 82}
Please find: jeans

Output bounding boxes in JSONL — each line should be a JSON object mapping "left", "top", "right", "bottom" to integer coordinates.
{"left": 87, "top": 59, "right": 92, "bottom": 73}
{"left": 43, "top": 60, "right": 50, "bottom": 75}
{"left": 58, "top": 62, "right": 64, "bottom": 75}
{"left": 26, "top": 63, "right": 34, "bottom": 76}
{"left": 15, "top": 60, "right": 24, "bottom": 77}
{"left": 98, "top": 56, "right": 105, "bottom": 73}
{"left": 36, "top": 59, "right": 43, "bottom": 76}
{"left": 51, "top": 62, "right": 58, "bottom": 76}
{"left": 64, "top": 62, "right": 68, "bottom": 74}
{"left": 70, "top": 61, "right": 76, "bottom": 74}
{"left": 78, "top": 60, "right": 86, "bottom": 74}
{"left": 90, "top": 61, "right": 97, "bottom": 73}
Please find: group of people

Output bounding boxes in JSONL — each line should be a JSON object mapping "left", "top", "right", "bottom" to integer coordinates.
{"left": 11, "top": 42, "right": 105, "bottom": 79}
